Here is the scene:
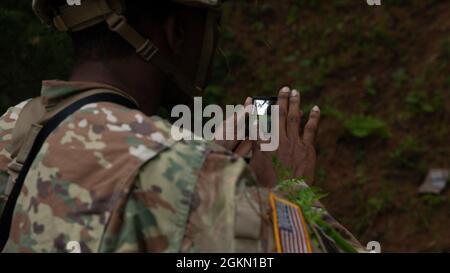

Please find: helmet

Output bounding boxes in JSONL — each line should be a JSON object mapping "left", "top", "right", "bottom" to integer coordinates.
{"left": 32, "top": 0, "right": 222, "bottom": 28}
{"left": 174, "top": 0, "right": 221, "bottom": 8}
{"left": 31, "top": 0, "right": 225, "bottom": 97}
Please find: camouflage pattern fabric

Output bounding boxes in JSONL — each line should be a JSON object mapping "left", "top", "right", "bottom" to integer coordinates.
{"left": 0, "top": 80, "right": 363, "bottom": 253}
{"left": 1, "top": 100, "right": 27, "bottom": 215}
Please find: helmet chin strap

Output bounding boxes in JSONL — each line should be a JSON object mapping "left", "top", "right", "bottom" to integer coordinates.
{"left": 50, "top": 0, "right": 219, "bottom": 98}
{"left": 195, "top": 9, "right": 220, "bottom": 89}
{"left": 105, "top": 12, "right": 205, "bottom": 98}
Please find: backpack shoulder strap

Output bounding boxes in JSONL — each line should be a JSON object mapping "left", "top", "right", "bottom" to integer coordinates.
{"left": 0, "top": 90, "right": 138, "bottom": 251}
{"left": 5, "top": 88, "right": 137, "bottom": 192}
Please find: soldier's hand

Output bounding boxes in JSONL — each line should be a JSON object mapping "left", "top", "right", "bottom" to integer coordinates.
{"left": 214, "top": 97, "right": 253, "bottom": 154}
{"left": 248, "top": 87, "right": 321, "bottom": 188}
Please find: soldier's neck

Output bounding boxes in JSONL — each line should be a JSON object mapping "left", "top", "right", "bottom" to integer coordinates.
{"left": 70, "top": 59, "right": 163, "bottom": 116}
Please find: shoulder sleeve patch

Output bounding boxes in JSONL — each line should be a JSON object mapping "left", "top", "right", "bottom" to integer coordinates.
{"left": 270, "top": 192, "right": 312, "bottom": 253}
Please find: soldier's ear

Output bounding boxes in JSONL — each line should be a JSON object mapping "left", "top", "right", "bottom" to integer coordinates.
{"left": 164, "top": 13, "right": 185, "bottom": 55}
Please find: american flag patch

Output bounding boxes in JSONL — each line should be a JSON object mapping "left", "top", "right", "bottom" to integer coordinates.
{"left": 270, "top": 193, "right": 312, "bottom": 253}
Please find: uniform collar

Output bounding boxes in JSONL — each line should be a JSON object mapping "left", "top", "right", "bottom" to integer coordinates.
{"left": 40, "top": 80, "right": 139, "bottom": 108}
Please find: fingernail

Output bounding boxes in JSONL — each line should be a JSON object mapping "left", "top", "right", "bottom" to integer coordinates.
{"left": 312, "top": 105, "right": 320, "bottom": 112}
{"left": 281, "top": 87, "right": 290, "bottom": 93}
{"left": 291, "top": 90, "right": 299, "bottom": 97}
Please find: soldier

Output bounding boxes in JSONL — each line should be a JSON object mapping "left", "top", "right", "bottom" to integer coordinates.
{"left": 0, "top": 0, "right": 363, "bottom": 252}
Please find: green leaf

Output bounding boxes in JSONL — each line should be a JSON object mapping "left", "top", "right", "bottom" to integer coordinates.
{"left": 344, "top": 115, "right": 390, "bottom": 139}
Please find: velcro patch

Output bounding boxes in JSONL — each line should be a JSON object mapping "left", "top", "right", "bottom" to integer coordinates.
{"left": 270, "top": 193, "right": 312, "bottom": 253}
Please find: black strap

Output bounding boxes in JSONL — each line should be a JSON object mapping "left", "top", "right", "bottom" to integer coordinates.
{"left": 0, "top": 93, "right": 138, "bottom": 251}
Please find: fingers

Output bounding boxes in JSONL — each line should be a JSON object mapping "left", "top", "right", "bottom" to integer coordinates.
{"left": 277, "top": 87, "right": 290, "bottom": 136}
{"left": 287, "top": 89, "right": 301, "bottom": 141}
{"left": 232, "top": 96, "right": 253, "bottom": 148}
{"left": 303, "top": 105, "right": 321, "bottom": 145}
{"left": 234, "top": 140, "right": 252, "bottom": 157}
{"left": 244, "top": 96, "right": 253, "bottom": 108}
{"left": 214, "top": 116, "right": 235, "bottom": 150}
{"left": 232, "top": 97, "right": 253, "bottom": 154}
{"left": 215, "top": 97, "right": 252, "bottom": 151}
{"left": 277, "top": 87, "right": 302, "bottom": 141}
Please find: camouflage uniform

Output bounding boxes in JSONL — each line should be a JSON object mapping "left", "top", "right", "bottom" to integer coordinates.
{"left": 0, "top": 81, "right": 363, "bottom": 253}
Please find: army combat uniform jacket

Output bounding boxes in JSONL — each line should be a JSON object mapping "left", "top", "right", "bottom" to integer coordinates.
{"left": 0, "top": 81, "right": 363, "bottom": 253}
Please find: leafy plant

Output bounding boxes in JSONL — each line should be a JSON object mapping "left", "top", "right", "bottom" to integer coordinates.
{"left": 389, "top": 136, "right": 423, "bottom": 169}
{"left": 392, "top": 68, "right": 409, "bottom": 88}
{"left": 322, "top": 106, "right": 390, "bottom": 139}
{"left": 279, "top": 177, "right": 358, "bottom": 253}
{"left": 344, "top": 115, "right": 390, "bottom": 139}
{"left": 405, "top": 91, "right": 435, "bottom": 114}
{"left": 364, "top": 76, "right": 377, "bottom": 96}
{"left": 274, "top": 155, "right": 358, "bottom": 253}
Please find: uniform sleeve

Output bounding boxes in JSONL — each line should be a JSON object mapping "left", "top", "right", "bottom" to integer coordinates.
{"left": 101, "top": 139, "right": 275, "bottom": 253}
{"left": 181, "top": 151, "right": 365, "bottom": 253}
{"left": 0, "top": 102, "right": 27, "bottom": 217}
{"left": 180, "top": 152, "right": 275, "bottom": 253}
{"left": 100, "top": 139, "right": 363, "bottom": 253}
{"left": 99, "top": 140, "right": 207, "bottom": 253}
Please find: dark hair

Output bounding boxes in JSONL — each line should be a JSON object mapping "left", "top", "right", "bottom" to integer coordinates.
{"left": 64, "top": 1, "right": 178, "bottom": 61}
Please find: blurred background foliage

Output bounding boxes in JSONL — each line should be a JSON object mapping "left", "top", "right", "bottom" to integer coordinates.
{"left": 0, "top": 0, "right": 73, "bottom": 108}
{"left": 0, "top": 0, "right": 449, "bottom": 252}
